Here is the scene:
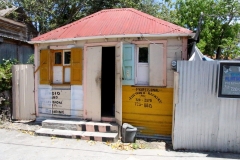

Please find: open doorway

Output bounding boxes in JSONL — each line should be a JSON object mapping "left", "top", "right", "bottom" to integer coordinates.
{"left": 101, "top": 47, "right": 115, "bottom": 117}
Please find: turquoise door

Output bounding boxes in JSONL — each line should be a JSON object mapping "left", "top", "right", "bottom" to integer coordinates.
{"left": 122, "top": 44, "right": 135, "bottom": 85}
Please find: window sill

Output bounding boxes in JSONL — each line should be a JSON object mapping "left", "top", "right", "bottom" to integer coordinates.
{"left": 133, "top": 84, "right": 149, "bottom": 86}
{"left": 51, "top": 84, "right": 71, "bottom": 89}
{"left": 132, "top": 84, "right": 167, "bottom": 88}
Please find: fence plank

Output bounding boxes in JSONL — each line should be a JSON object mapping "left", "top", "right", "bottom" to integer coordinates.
{"left": 12, "top": 65, "right": 35, "bottom": 120}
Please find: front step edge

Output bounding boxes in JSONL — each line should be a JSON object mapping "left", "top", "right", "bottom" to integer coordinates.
{"left": 36, "top": 128, "right": 118, "bottom": 142}
{"left": 42, "top": 120, "right": 118, "bottom": 133}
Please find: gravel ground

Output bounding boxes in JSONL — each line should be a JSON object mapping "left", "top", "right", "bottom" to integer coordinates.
{"left": 0, "top": 120, "right": 41, "bottom": 132}
{"left": 0, "top": 120, "right": 171, "bottom": 150}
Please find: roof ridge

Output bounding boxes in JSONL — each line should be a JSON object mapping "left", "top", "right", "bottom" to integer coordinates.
{"left": 37, "top": 10, "right": 103, "bottom": 39}
{"left": 32, "top": 8, "right": 192, "bottom": 41}
{"left": 94, "top": 8, "right": 182, "bottom": 33}
{"left": 127, "top": 8, "right": 190, "bottom": 33}
{"left": 96, "top": 8, "right": 190, "bottom": 33}
{"left": 56, "top": 8, "right": 131, "bottom": 37}
{"left": 38, "top": 8, "right": 189, "bottom": 39}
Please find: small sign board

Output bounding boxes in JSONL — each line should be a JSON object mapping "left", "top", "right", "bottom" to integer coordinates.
{"left": 39, "top": 89, "right": 71, "bottom": 115}
{"left": 218, "top": 61, "right": 240, "bottom": 98}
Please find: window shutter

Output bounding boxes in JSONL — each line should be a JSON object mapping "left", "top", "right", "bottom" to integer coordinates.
{"left": 71, "top": 48, "right": 82, "bottom": 85}
{"left": 149, "top": 43, "right": 166, "bottom": 86}
{"left": 40, "top": 49, "right": 50, "bottom": 84}
{"left": 122, "top": 44, "right": 135, "bottom": 85}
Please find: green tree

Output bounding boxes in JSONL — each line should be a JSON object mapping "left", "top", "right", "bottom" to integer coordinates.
{"left": 82, "top": 0, "right": 119, "bottom": 16}
{"left": 83, "top": 0, "right": 170, "bottom": 21}
{"left": 3, "top": 0, "right": 173, "bottom": 36}
{"left": 0, "top": 0, "right": 14, "bottom": 9}
{"left": 13, "top": 0, "right": 86, "bottom": 34}
{"left": 219, "top": 37, "right": 240, "bottom": 59}
{"left": 174, "top": 0, "right": 240, "bottom": 59}
{"left": 0, "top": 59, "right": 18, "bottom": 92}
{"left": 9, "top": 0, "right": 166, "bottom": 34}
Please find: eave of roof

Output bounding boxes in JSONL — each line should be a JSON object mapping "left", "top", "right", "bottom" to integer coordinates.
{"left": 0, "top": 16, "right": 26, "bottom": 27}
{"left": 30, "top": 8, "right": 193, "bottom": 44}
{"left": 29, "top": 33, "right": 194, "bottom": 44}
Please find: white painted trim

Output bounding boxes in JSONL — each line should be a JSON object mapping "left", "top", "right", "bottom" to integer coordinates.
{"left": 83, "top": 46, "right": 87, "bottom": 119}
{"left": 50, "top": 45, "right": 76, "bottom": 50}
{"left": 29, "top": 33, "right": 194, "bottom": 44}
{"left": 34, "top": 44, "right": 39, "bottom": 116}
{"left": 132, "top": 40, "right": 167, "bottom": 45}
{"left": 63, "top": 50, "right": 71, "bottom": 66}
{"left": 134, "top": 46, "right": 138, "bottom": 85}
{"left": 135, "top": 46, "right": 149, "bottom": 85}
{"left": 83, "top": 41, "right": 118, "bottom": 119}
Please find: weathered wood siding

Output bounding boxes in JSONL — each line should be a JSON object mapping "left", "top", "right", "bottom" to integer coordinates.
{"left": 0, "top": 40, "right": 33, "bottom": 64}
{"left": 122, "top": 86, "right": 173, "bottom": 136}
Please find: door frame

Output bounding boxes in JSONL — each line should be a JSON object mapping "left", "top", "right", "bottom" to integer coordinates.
{"left": 83, "top": 42, "right": 122, "bottom": 124}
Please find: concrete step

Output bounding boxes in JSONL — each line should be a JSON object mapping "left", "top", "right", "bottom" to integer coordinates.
{"left": 42, "top": 120, "right": 118, "bottom": 133}
{"left": 35, "top": 128, "right": 118, "bottom": 142}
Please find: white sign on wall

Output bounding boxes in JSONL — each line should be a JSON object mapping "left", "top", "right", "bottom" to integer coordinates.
{"left": 38, "top": 85, "right": 83, "bottom": 117}
{"left": 52, "top": 90, "right": 71, "bottom": 115}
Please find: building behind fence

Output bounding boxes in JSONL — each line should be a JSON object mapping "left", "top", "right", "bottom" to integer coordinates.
{"left": 0, "top": 7, "right": 38, "bottom": 64}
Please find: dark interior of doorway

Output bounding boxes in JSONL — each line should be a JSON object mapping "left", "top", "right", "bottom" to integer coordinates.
{"left": 101, "top": 47, "right": 115, "bottom": 117}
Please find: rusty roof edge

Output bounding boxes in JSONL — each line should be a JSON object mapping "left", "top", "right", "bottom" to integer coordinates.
{"left": 28, "top": 33, "right": 195, "bottom": 44}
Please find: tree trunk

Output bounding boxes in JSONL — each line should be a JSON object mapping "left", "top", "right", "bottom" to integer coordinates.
{"left": 216, "top": 14, "right": 234, "bottom": 60}
{"left": 216, "top": 46, "right": 221, "bottom": 59}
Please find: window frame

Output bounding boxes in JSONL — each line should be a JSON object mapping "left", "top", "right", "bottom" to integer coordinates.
{"left": 52, "top": 50, "right": 71, "bottom": 84}
{"left": 63, "top": 50, "right": 71, "bottom": 66}
{"left": 132, "top": 40, "right": 167, "bottom": 87}
{"left": 138, "top": 47, "right": 149, "bottom": 64}
{"left": 135, "top": 45, "right": 149, "bottom": 85}
{"left": 53, "top": 50, "right": 63, "bottom": 66}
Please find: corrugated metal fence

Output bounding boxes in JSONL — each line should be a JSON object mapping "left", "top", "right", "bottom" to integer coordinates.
{"left": 0, "top": 43, "right": 33, "bottom": 64}
{"left": 173, "top": 61, "right": 240, "bottom": 153}
{"left": 12, "top": 65, "right": 35, "bottom": 120}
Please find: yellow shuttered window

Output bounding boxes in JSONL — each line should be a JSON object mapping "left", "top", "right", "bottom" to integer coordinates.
{"left": 40, "top": 49, "right": 50, "bottom": 84}
{"left": 71, "top": 48, "right": 82, "bottom": 85}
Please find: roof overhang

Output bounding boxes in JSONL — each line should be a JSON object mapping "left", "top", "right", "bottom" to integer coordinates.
{"left": 0, "top": 16, "right": 26, "bottom": 27}
{"left": 29, "top": 33, "right": 195, "bottom": 44}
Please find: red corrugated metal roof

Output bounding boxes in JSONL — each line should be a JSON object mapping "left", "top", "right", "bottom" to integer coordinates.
{"left": 31, "top": 8, "right": 192, "bottom": 42}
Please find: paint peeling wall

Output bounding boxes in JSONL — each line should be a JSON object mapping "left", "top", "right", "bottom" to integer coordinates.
{"left": 35, "top": 36, "right": 185, "bottom": 120}
{"left": 38, "top": 85, "right": 83, "bottom": 117}
{"left": 173, "top": 61, "right": 240, "bottom": 153}
{"left": 166, "top": 38, "right": 183, "bottom": 87}
{"left": 38, "top": 85, "right": 52, "bottom": 114}
{"left": 122, "top": 86, "right": 173, "bottom": 136}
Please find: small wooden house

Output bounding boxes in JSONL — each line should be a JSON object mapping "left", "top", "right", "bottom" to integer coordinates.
{"left": 30, "top": 8, "right": 193, "bottom": 137}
